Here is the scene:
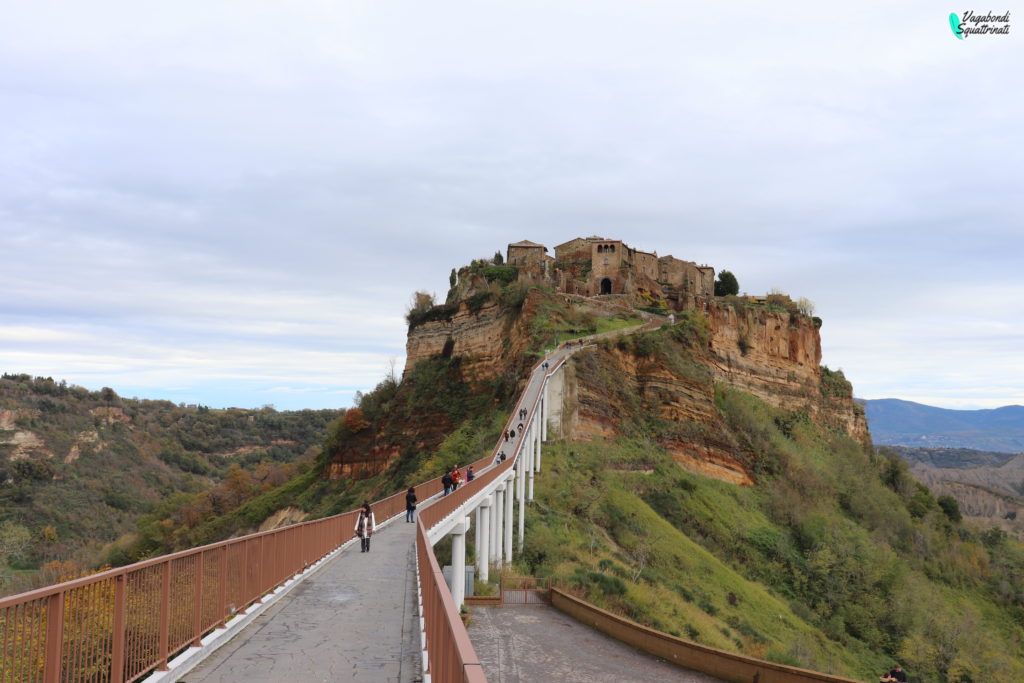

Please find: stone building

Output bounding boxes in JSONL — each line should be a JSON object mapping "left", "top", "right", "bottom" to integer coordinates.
{"left": 506, "top": 236, "right": 715, "bottom": 310}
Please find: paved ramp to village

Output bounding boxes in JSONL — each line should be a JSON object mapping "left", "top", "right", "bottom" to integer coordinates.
{"left": 180, "top": 518, "right": 421, "bottom": 683}
{"left": 468, "top": 606, "right": 721, "bottom": 682}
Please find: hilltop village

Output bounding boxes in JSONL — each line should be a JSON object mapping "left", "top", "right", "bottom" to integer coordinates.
{"left": 506, "top": 236, "right": 716, "bottom": 312}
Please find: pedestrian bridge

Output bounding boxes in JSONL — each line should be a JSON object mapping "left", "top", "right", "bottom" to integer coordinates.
{"left": 0, "top": 322, "right": 858, "bottom": 683}
{"left": 0, "top": 342, "right": 581, "bottom": 683}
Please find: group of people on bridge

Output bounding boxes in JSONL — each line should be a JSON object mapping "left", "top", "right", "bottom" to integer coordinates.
{"left": 441, "top": 465, "right": 474, "bottom": 496}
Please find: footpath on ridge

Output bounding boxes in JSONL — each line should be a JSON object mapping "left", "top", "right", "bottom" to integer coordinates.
{"left": 179, "top": 318, "right": 667, "bottom": 683}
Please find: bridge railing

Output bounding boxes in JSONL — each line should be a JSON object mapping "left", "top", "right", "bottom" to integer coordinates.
{"left": 415, "top": 522, "right": 486, "bottom": 683}
{"left": 0, "top": 472, "right": 449, "bottom": 683}
{"left": 0, "top": 512, "right": 349, "bottom": 682}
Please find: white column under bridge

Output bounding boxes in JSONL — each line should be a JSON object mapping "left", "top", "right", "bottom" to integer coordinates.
{"left": 492, "top": 483, "right": 505, "bottom": 569}
{"left": 504, "top": 467, "right": 514, "bottom": 563}
{"left": 476, "top": 496, "right": 491, "bottom": 583}
{"left": 450, "top": 517, "right": 468, "bottom": 608}
{"left": 527, "top": 418, "right": 536, "bottom": 502}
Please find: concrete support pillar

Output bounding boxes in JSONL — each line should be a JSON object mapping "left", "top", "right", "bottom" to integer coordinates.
{"left": 477, "top": 500, "right": 490, "bottom": 583}
{"left": 541, "top": 381, "right": 548, "bottom": 442}
{"left": 474, "top": 506, "right": 482, "bottom": 565}
{"left": 488, "top": 492, "right": 498, "bottom": 565}
{"left": 504, "top": 473, "right": 514, "bottom": 563}
{"left": 493, "top": 486, "right": 504, "bottom": 569}
{"left": 534, "top": 420, "right": 542, "bottom": 473}
{"left": 527, "top": 424, "right": 536, "bottom": 502}
{"left": 517, "top": 461, "right": 526, "bottom": 552}
{"left": 451, "top": 522, "right": 467, "bottom": 608}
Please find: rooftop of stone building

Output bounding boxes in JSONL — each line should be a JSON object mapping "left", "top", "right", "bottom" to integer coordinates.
{"left": 508, "top": 240, "right": 547, "bottom": 249}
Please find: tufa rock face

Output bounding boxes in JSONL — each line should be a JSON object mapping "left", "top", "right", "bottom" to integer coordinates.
{"left": 404, "top": 297, "right": 531, "bottom": 384}
{"left": 565, "top": 305, "right": 869, "bottom": 485}
{"left": 704, "top": 304, "right": 868, "bottom": 445}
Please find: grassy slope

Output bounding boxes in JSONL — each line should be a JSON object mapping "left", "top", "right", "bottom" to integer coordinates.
{"left": 508, "top": 325, "right": 1024, "bottom": 682}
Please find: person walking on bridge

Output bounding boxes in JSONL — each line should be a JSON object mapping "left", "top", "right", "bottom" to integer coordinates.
{"left": 405, "top": 487, "right": 417, "bottom": 523}
{"left": 355, "top": 502, "right": 376, "bottom": 552}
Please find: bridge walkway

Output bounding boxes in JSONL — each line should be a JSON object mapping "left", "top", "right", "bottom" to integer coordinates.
{"left": 181, "top": 516, "right": 420, "bottom": 682}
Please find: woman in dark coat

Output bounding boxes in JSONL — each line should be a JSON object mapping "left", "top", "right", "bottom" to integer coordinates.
{"left": 405, "top": 487, "right": 417, "bottom": 523}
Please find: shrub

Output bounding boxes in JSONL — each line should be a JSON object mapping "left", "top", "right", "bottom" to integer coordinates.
{"left": 500, "top": 282, "right": 531, "bottom": 309}
{"left": 465, "top": 291, "right": 493, "bottom": 312}
{"left": 481, "top": 265, "right": 517, "bottom": 287}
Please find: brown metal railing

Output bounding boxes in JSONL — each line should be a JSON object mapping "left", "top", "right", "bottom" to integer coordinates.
{"left": 0, "top": 350, "right": 568, "bottom": 683}
{"left": 415, "top": 521, "right": 486, "bottom": 683}
{"left": 0, "top": 475, "right": 450, "bottom": 683}
{"left": 0, "top": 513, "right": 354, "bottom": 683}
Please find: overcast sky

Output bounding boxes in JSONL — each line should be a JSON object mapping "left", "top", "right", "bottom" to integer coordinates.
{"left": 1, "top": 1, "right": 1021, "bottom": 411}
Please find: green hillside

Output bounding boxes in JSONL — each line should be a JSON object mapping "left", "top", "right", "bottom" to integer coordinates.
{"left": 0, "top": 373, "right": 337, "bottom": 595}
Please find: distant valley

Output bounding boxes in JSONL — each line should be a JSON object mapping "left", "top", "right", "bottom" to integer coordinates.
{"left": 861, "top": 398, "right": 1024, "bottom": 453}
{"left": 862, "top": 399, "right": 1024, "bottom": 539}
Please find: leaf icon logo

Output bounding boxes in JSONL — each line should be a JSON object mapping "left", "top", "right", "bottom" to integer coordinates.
{"left": 949, "top": 12, "right": 965, "bottom": 39}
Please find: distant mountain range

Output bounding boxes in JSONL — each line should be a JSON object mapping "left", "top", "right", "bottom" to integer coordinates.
{"left": 860, "top": 398, "right": 1024, "bottom": 453}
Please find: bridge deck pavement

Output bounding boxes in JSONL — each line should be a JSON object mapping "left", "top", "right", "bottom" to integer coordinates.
{"left": 468, "top": 605, "right": 722, "bottom": 682}
{"left": 180, "top": 517, "right": 420, "bottom": 683}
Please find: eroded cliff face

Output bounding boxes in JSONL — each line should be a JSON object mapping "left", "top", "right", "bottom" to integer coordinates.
{"left": 704, "top": 304, "right": 869, "bottom": 445}
{"left": 567, "top": 350, "right": 756, "bottom": 485}
{"left": 564, "top": 305, "right": 869, "bottom": 485}
{"left": 403, "top": 297, "right": 531, "bottom": 384}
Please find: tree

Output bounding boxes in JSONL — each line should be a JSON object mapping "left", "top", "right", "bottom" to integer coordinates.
{"left": 406, "top": 290, "right": 436, "bottom": 323}
{"left": 937, "top": 495, "right": 962, "bottom": 523}
{"left": 449, "top": 268, "right": 457, "bottom": 288}
{"left": 796, "top": 297, "right": 815, "bottom": 316}
{"left": 714, "top": 270, "right": 739, "bottom": 296}
{"left": 493, "top": 251, "right": 504, "bottom": 265}
{"left": 343, "top": 407, "right": 370, "bottom": 433}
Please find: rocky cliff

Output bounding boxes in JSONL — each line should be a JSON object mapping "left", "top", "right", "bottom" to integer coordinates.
{"left": 704, "top": 303, "right": 869, "bottom": 444}
{"left": 349, "top": 288, "right": 868, "bottom": 488}
{"left": 556, "top": 302, "right": 868, "bottom": 485}
{"left": 403, "top": 297, "right": 530, "bottom": 384}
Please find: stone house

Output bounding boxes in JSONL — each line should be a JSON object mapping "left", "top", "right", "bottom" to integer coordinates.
{"left": 506, "top": 236, "right": 715, "bottom": 310}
